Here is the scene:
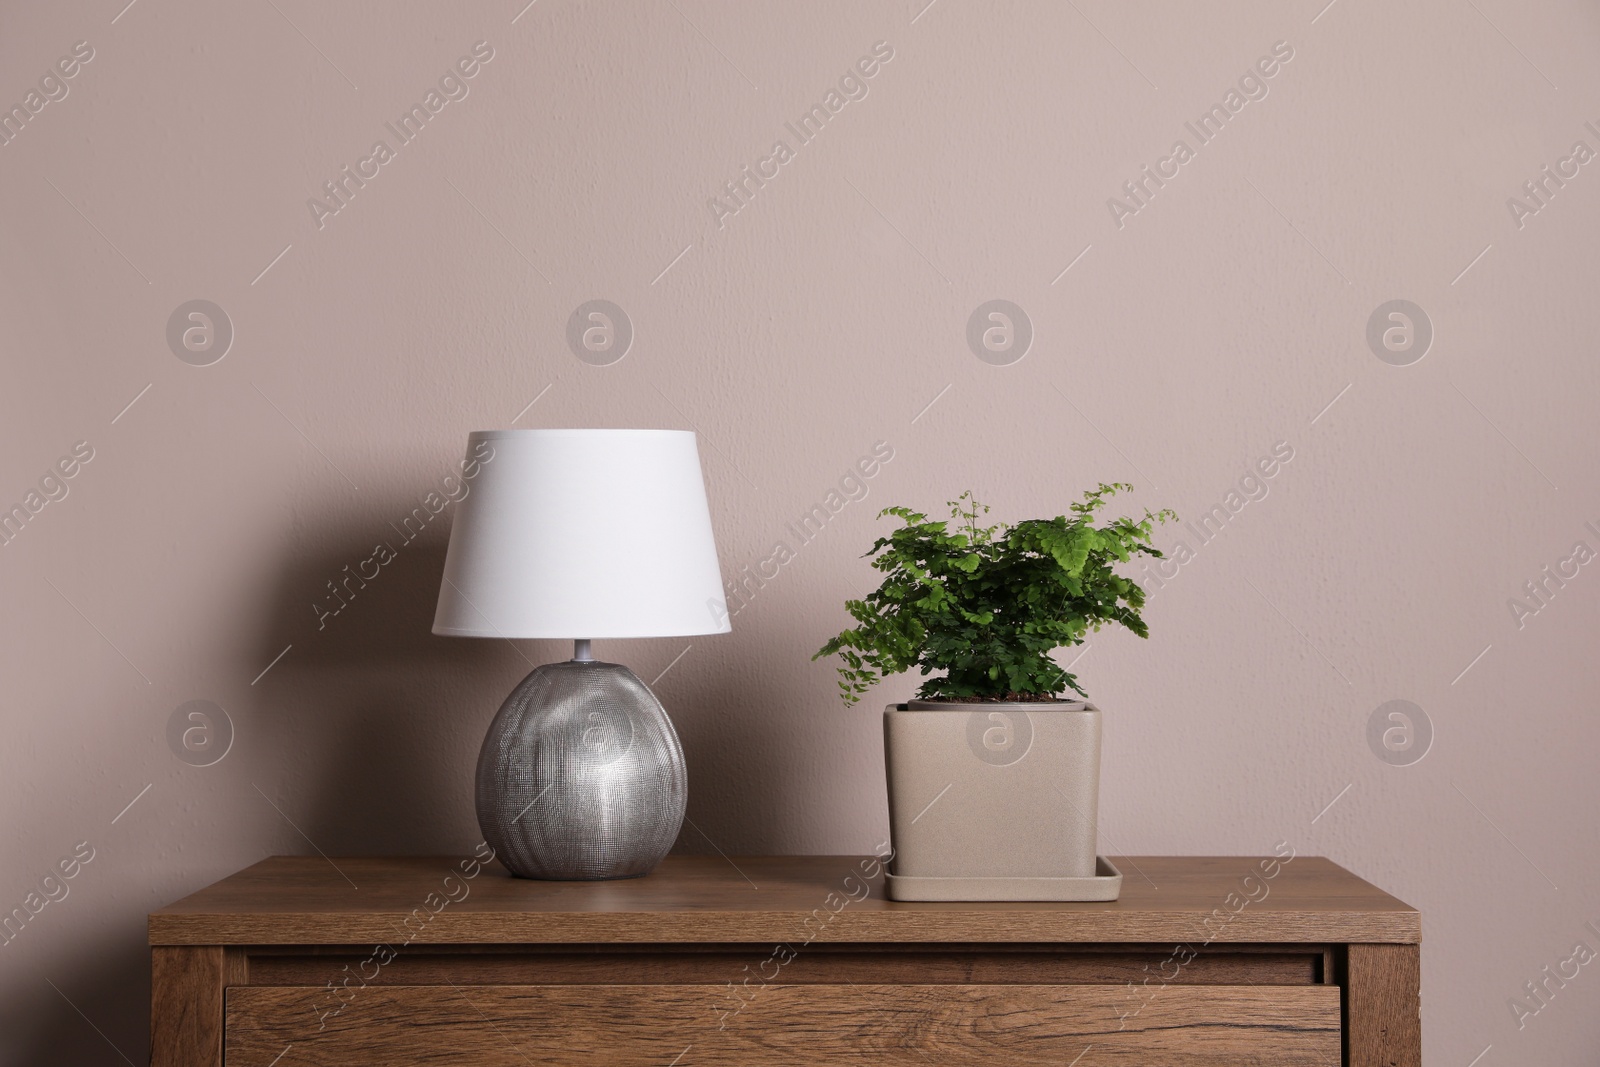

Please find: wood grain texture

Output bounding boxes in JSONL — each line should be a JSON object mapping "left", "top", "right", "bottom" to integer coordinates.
{"left": 1348, "top": 943, "right": 1422, "bottom": 1067}
{"left": 150, "top": 945, "right": 245, "bottom": 1067}
{"left": 149, "top": 854, "right": 1420, "bottom": 945}
{"left": 226, "top": 982, "right": 1344, "bottom": 1066}
{"left": 244, "top": 943, "right": 1324, "bottom": 986}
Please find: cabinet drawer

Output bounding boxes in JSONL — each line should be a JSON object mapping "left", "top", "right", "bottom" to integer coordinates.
{"left": 227, "top": 982, "right": 1341, "bottom": 1065}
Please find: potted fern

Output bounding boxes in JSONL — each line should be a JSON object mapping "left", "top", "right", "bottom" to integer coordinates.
{"left": 815, "top": 485, "right": 1173, "bottom": 901}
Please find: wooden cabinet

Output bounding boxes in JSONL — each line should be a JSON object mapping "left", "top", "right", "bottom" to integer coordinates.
{"left": 149, "top": 855, "right": 1420, "bottom": 1066}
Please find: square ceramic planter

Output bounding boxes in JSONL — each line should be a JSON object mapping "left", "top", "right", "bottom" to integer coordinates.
{"left": 881, "top": 700, "right": 1121, "bottom": 901}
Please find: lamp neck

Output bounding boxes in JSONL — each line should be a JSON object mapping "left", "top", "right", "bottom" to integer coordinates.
{"left": 572, "top": 639, "right": 593, "bottom": 663}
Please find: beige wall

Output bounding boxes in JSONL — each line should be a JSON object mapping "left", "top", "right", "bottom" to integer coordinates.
{"left": 3, "top": 0, "right": 1599, "bottom": 1061}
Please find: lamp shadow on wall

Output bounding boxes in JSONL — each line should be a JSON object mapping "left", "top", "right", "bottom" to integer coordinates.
{"left": 250, "top": 522, "right": 527, "bottom": 856}
{"left": 243, "top": 514, "right": 809, "bottom": 862}
{"left": 668, "top": 664, "right": 806, "bottom": 855}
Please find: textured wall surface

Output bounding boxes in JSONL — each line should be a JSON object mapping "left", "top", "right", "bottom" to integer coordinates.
{"left": 3, "top": 1, "right": 1599, "bottom": 1062}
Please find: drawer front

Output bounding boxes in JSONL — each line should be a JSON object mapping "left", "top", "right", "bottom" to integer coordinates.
{"left": 227, "top": 982, "right": 1341, "bottom": 1065}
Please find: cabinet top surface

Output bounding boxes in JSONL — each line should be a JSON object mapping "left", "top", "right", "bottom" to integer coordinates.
{"left": 148, "top": 855, "right": 1419, "bottom": 946}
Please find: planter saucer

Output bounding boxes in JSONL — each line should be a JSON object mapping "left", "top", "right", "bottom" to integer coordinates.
{"left": 883, "top": 856, "right": 1122, "bottom": 902}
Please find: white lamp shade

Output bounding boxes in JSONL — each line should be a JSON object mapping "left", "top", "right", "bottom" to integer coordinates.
{"left": 432, "top": 429, "right": 730, "bottom": 639}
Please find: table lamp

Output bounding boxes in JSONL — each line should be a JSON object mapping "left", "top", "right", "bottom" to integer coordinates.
{"left": 432, "top": 429, "right": 729, "bottom": 880}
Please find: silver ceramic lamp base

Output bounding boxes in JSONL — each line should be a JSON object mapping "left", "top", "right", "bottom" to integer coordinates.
{"left": 475, "top": 660, "right": 686, "bottom": 880}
